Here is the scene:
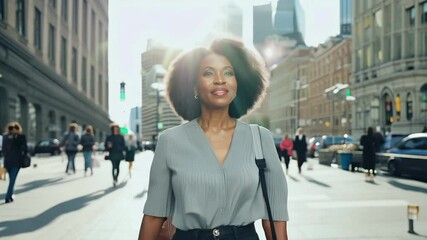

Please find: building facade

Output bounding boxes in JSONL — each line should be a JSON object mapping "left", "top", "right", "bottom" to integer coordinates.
{"left": 129, "top": 106, "right": 141, "bottom": 140}
{"left": 306, "top": 36, "right": 352, "bottom": 138}
{"left": 0, "top": 0, "right": 110, "bottom": 143}
{"left": 267, "top": 46, "right": 312, "bottom": 137}
{"left": 352, "top": 0, "right": 427, "bottom": 138}
{"left": 340, "top": 0, "right": 352, "bottom": 35}
{"left": 140, "top": 43, "right": 182, "bottom": 141}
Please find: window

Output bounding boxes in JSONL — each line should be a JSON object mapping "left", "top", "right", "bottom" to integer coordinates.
{"left": 72, "top": 48, "right": 77, "bottom": 83}
{"left": 49, "top": 0, "right": 56, "bottom": 9}
{"left": 394, "top": 34, "right": 402, "bottom": 60}
{"left": 82, "top": 57, "right": 87, "bottom": 92}
{"left": 48, "top": 25, "right": 55, "bottom": 64}
{"left": 60, "top": 37, "right": 67, "bottom": 75}
{"left": 0, "top": 0, "right": 5, "bottom": 20}
{"left": 98, "top": 74, "right": 102, "bottom": 103}
{"left": 406, "top": 92, "right": 413, "bottom": 121}
{"left": 98, "top": 21, "right": 103, "bottom": 68}
{"left": 61, "top": 0, "right": 67, "bottom": 22}
{"left": 34, "top": 8, "right": 42, "bottom": 50}
{"left": 16, "top": 0, "right": 26, "bottom": 36}
{"left": 90, "top": 66, "right": 95, "bottom": 98}
{"left": 72, "top": 0, "right": 78, "bottom": 34}
{"left": 91, "top": 10, "right": 96, "bottom": 51}
{"left": 422, "top": 2, "right": 427, "bottom": 24}
{"left": 407, "top": 6, "right": 415, "bottom": 27}
{"left": 83, "top": 0, "right": 87, "bottom": 44}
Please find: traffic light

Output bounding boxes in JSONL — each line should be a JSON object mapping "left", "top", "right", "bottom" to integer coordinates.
{"left": 120, "top": 127, "right": 128, "bottom": 134}
{"left": 120, "top": 82, "right": 126, "bottom": 101}
{"left": 346, "top": 88, "right": 351, "bottom": 96}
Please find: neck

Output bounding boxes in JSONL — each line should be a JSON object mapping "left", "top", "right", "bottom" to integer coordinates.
{"left": 198, "top": 110, "right": 235, "bottom": 132}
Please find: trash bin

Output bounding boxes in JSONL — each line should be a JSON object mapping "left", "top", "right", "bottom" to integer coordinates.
{"left": 338, "top": 151, "right": 352, "bottom": 171}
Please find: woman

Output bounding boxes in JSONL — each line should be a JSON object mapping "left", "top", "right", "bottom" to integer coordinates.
{"left": 60, "top": 123, "right": 80, "bottom": 174}
{"left": 80, "top": 125, "right": 95, "bottom": 176}
{"left": 139, "top": 39, "right": 289, "bottom": 240}
{"left": 293, "top": 128, "right": 307, "bottom": 174}
{"left": 279, "top": 134, "right": 293, "bottom": 174}
{"left": 105, "top": 123, "right": 125, "bottom": 186}
{"left": 2, "top": 121, "right": 27, "bottom": 203}
{"left": 360, "top": 127, "right": 376, "bottom": 182}
{"left": 125, "top": 134, "right": 138, "bottom": 178}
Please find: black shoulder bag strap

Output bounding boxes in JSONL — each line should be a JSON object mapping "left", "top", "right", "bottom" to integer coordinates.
{"left": 250, "top": 124, "right": 277, "bottom": 240}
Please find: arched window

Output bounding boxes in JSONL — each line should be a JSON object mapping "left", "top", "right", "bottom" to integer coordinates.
{"left": 371, "top": 97, "right": 380, "bottom": 126}
{"left": 406, "top": 92, "right": 413, "bottom": 121}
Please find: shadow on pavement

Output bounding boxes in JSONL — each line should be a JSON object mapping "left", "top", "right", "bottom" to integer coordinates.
{"left": 135, "top": 189, "right": 148, "bottom": 199}
{"left": 0, "top": 181, "right": 127, "bottom": 237}
{"left": 387, "top": 180, "right": 427, "bottom": 194}
{"left": 303, "top": 176, "right": 331, "bottom": 188}
{"left": 0, "top": 177, "right": 81, "bottom": 200}
{"left": 286, "top": 175, "right": 300, "bottom": 182}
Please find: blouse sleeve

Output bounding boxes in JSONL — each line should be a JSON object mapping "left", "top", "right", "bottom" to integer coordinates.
{"left": 143, "top": 131, "right": 174, "bottom": 217}
{"left": 259, "top": 127, "right": 289, "bottom": 221}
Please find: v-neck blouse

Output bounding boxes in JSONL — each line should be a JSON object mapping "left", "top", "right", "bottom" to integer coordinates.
{"left": 143, "top": 119, "right": 289, "bottom": 230}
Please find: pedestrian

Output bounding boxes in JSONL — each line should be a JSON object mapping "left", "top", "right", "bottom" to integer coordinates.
{"left": 2, "top": 121, "right": 27, "bottom": 203}
{"left": 360, "top": 127, "right": 376, "bottom": 182}
{"left": 138, "top": 38, "right": 289, "bottom": 240}
{"left": 125, "top": 134, "right": 138, "bottom": 178}
{"left": 80, "top": 125, "right": 95, "bottom": 176}
{"left": 104, "top": 123, "right": 125, "bottom": 186}
{"left": 373, "top": 126, "right": 385, "bottom": 153}
{"left": 280, "top": 133, "right": 293, "bottom": 174}
{"left": 422, "top": 126, "right": 427, "bottom": 133}
{"left": 293, "top": 127, "right": 307, "bottom": 174}
{"left": 60, "top": 123, "right": 80, "bottom": 174}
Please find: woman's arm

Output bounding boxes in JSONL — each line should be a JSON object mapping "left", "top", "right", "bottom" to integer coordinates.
{"left": 262, "top": 220, "right": 288, "bottom": 240}
{"left": 138, "top": 215, "right": 167, "bottom": 240}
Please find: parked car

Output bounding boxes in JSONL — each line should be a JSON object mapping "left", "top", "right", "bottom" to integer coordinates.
{"left": 32, "top": 138, "right": 61, "bottom": 156}
{"left": 142, "top": 140, "right": 156, "bottom": 151}
{"left": 380, "top": 133, "right": 408, "bottom": 152}
{"left": 319, "top": 135, "right": 355, "bottom": 149}
{"left": 378, "top": 133, "right": 427, "bottom": 179}
{"left": 307, "top": 137, "right": 322, "bottom": 158}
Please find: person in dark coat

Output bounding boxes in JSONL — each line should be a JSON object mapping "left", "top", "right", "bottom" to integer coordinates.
{"left": 60, "top": 123, "right": 80, "bottom": 174}
{"left": 293, "top": 127, "right": 307, "bottom": 174}
{"left": 360, "top": 127, "right": 376, "bottom": 182}
{"left": 2, "top": 121, "right": 27, "bottom": 203}
{"left": 80, "top": 125, "right": 95, "bottom": 176}
{"left": 105, "top": 123, "right": 125, "bottom": 186}
{"left": 125, "top": 134, "right": 138, "bottom": 178}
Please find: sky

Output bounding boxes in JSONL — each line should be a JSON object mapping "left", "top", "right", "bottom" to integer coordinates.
{"left": 108, "top": 0, "right": 339, "bottom": 125}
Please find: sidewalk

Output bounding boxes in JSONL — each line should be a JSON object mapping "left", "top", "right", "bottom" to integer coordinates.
{"left": 1, "top": 153, "right": 426, "bottom": 240}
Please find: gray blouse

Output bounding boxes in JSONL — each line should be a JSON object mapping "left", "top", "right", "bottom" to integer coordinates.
{"left": 143, "top": 119, "right": 289, "bottom": 230}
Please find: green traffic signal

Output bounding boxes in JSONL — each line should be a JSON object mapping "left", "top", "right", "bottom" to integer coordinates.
{"left": 346, "top": 89, "right": 351, "bottom": 96}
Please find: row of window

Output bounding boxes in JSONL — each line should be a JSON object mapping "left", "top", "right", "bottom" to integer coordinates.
{"left": 0, "top": 1, "right": 106, "bottom": 105}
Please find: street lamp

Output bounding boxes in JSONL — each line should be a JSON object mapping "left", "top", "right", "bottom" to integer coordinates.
{"left": 324, "top": 83, "right": 355, "bottom": 143}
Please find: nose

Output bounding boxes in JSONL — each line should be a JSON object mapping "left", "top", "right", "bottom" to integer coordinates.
{"left": 214, "top": 74, "right": 225, "bottom": 85}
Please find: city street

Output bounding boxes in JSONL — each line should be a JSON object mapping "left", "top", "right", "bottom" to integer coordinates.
{"left": 0, "top": 151, "right": 426, "bottom": 240}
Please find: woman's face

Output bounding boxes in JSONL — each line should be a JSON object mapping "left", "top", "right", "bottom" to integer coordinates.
{"left": 196, "top": 53, "right": 237, "bottom": 110}
{"left": 113, "top": 126, "right": 120, "bottom": 135}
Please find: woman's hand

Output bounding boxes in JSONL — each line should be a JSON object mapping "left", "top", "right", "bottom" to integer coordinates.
{"left": 138, "top": 215, "right": 167, "bottom": 240}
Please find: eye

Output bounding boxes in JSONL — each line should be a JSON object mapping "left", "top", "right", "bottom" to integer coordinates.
{"left": 224, "top": 69, "right": 235, "bottom": 77}
{"left": 202, "top": 70, "right": 214, "bottom": 77}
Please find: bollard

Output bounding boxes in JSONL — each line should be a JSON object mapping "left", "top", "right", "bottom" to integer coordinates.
{"left": 407, "top": 204, "right": 419, "bottom": 234}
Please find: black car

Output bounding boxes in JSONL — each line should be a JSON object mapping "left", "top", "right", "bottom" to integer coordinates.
{"left": 32, "top": 138, "right": 61, "bottom": 156}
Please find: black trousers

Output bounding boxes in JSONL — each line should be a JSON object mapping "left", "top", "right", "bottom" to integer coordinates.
{"left": 172, "top": 223, "right": 259, "bottom": 240}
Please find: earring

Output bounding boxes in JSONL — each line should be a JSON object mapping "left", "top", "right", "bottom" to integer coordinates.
{"left": 194, "top": 94, "right": 198, "bottom": 99}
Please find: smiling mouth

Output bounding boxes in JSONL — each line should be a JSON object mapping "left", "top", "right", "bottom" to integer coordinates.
{"left": 211, "top": 89, "right": 229, "bottom": 96}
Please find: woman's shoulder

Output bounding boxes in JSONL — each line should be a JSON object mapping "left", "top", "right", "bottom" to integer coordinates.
{"left": 159, "top": 120, "right": 196, "bottom": 138}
